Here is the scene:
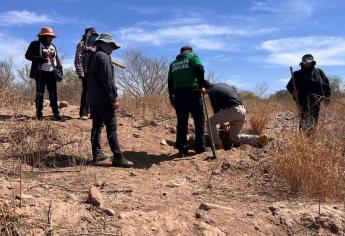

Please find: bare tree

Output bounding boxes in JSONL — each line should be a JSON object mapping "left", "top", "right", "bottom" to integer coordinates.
{"left": 0, "top": 58, "right": 14, "bottom": 89}
{"left": 17, "top": 63, "right": 33, "bottom": 90}
{"left": 115, "top": 49, "right": 168, "bottom": 97}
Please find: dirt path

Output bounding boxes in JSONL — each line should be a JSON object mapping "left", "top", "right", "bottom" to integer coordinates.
{"left": 0, "top": 105, "right": 344, "bottom": 235}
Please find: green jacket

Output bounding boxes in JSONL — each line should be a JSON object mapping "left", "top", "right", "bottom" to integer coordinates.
{"left": 168, "top": 52, "right": 205, "bottom": 97}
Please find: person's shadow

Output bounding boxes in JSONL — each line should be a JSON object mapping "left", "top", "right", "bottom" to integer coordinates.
{"left": 122, "top": 151, "right": 177, "bottom": 169}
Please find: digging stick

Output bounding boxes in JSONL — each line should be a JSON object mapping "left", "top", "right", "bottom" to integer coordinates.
{"left": 112, "top": 60, "right": 126, "bottom": 69}
{"left": 202, "top": 94, "right": 217, "bottom": 159}
{"left": 290, "top": 67, "right": 302, "bottom": 119}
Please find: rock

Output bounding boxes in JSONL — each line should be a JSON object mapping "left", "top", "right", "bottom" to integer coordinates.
{"left": 160, "top": 139, "right": 168, "bottom": 146}
{"left": 316, "top": 216, "right": 340, "bottom": 234}
{"left": 43, "top": 100, "right": 50, "bottom": 107}
{"left": 150, "top": 120, "right": 159, "bottom": 126}
{"left": 102, "top": 207, "right": 115, "bottom": 216}
{"left": 169, "top": 127, "right": 176, "bottom": 134}
{"left": 125, "top": 112, "right": 134, "bottom": 118}
{"left": 118, "top": 122, "right": 124, "bottom": 126}
{"left": 86, "top": 185, "right": 103, "bottom": 207}
{"left": 268, "top": 206, "right": 278, "bottom": 215}
{"left": 195, "top": 211, "right": 202, "bottom": 219}
{"left": 199, "top": 202, "right": 234, "bottom": 212}
{"left": 133, "top": 133, "right": 141, "bottom": 138}
{"left": 198, "top": 222, "right": 225, "bottom": 236}
{"left": 16, "top": 194, "right": 34, "bottom": 200}
{"left": 58, "top": 101, "right": 69, "bottom": 108}
{"left": 246, "top": 212, "right": 254, "bottom": 217}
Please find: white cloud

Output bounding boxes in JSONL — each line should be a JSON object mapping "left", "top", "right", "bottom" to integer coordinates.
{"left": 0, "top": 10, "right": 56, "bottom": 26}
{"left": 251, "top": 0, "right": 315, "bottom": 18}
{"left": 115, "top": 21, "right": 275, "bottom": 51}
{"left": 261, "top": 36, "right": 345, "bottom": 66}
{"left": 0, "top": 33, "right": 28, "bottom": 67}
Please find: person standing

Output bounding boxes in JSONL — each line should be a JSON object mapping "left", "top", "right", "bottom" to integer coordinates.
{"left": 286, "top": 54, "right": 331, "bottom": 136}
{"left": 86, "top": 33, "right": 133, "bottom": 167}
{"left": 25, "top": 27, "right": 64, "bottom": 121}
{"left": 202, "top": 82, "right": 268, "bottom": 149}
{"left": 168, "top": 46, "right": 209, "bottom": 157}
{"left": 75, "top": 27, "right": 99, "bottom": 120}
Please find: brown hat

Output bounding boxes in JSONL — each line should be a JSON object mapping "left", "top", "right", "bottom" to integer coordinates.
{"left": 37, "top": 27, "right": 57, "bottom": 38}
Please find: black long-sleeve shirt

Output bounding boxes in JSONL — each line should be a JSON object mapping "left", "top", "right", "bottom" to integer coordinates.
{"left": 208, "top": 83, "right": 242, "bottom": 113}
{"left": 86, "top": 49, "right": 117, "bottom": 106}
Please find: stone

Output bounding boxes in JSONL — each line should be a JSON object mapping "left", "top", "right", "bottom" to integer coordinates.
{"left": 86, "top": 186, "right": 103, "bottom": 207}
{"left": 160, "top": 139, "right": 168, "bottom": 146}
{"left": 169, "top": 127, "right": 176, "bottom": 134}
{"left": 58, "top": 101, "right": 69, "bottom": 108}
{"left": 102, "top": 207, "right": 115, "bottom": 216}
{"left": 133, "top": 133, "right": 141, "bottom": 138}
{"left": 199, "top": 202, "right": 234, "bottom": 212}
{"left": 16, "top": 194, "right": 34, "bottom": 200}
{"left": 43, "top": 100, "right": 50, "bottom": 107}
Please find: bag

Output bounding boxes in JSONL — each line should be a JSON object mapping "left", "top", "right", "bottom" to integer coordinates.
{"left": 53, "top": 68, "right": 64, "bottom": 82}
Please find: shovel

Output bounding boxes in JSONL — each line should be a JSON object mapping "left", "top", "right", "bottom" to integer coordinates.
{"left": 202, "top": 94, "right": 217, "bottom": 159}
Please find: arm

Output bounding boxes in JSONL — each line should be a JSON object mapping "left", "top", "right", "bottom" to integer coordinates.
{"left": 74, "top": 41, "right": 85, "bottom": 78}
{"left": 319, "top": 69, "right": 331, "bottom": 98}
{"left": 168, "top": 66, "right": 174, "bottom": 98}
{"left": 25, "top": 41, "right": 46, "bottom": 63}
{"left": 191, "top": 55, "right": 206, "bottom": 86}
{"left": 209, "top": 91, "right": 220, "bottom": 113}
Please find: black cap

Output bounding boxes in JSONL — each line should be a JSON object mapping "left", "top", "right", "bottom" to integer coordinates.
{"left": 301, "top": 54, "right": 315, "bottom": 64}
{"left": 180, "top": 45, "right": 193, "bottom": 53}
{"left": 85, "top": 27, "right": 98, "bottom": 36}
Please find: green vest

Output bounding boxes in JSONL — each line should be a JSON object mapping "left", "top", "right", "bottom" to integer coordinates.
{"left": 169, "top": 53, "right": 202, "bottom": 89}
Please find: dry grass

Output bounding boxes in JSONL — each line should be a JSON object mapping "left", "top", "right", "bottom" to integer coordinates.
{"left": 268, "top": 100, "right": 345, "bottom": 200}
{"left": 0, "top": 200, "right": 19, "bottom": 236}
{"left": 245, "top": 99, "right": 274, "bottom": 135}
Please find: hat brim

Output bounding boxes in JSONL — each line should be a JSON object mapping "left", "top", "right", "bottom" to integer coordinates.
{"left": 38, "top": 33, "right": 57, "bottom": 38}
{"left": 301, "top": 60, "right": 314, "bottom": 64}
{"left": 95, "top": 40, "right": 120, "bottom": 49}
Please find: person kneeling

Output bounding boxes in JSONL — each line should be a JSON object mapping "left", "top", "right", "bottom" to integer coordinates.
{"left": 202, "top": 82, "right": 268, "bottom": 149}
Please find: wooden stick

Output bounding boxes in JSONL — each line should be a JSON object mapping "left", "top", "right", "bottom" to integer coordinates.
{"left": 112, "top": 60, "right": 126, "bottom": 69}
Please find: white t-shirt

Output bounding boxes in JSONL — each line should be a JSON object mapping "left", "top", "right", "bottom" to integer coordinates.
{"left": 39, "top": 43, "right": 56, "bottom": 72}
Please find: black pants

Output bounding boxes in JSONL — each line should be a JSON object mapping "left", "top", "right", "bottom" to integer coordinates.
{"left": 174, "top": 91, "right": 206, "bottom": 153}
{"left": 90, "top": 102, "right": 121, "bottom": 158}
{"left": 79, "top": 77, "right": 89, "bottom": 117}
{"left": 35, "top": 71, "right": 59, "bottom": 117}
{"left": 299, "top": 102, "right": 320, "bottom": 136}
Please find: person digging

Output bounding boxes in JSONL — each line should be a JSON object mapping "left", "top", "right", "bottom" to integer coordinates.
{"left": 201, "top": 81, "right": 269, "bottom": 149}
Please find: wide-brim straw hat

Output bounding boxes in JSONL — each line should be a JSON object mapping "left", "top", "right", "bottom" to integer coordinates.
{"left": 37, "top": 27, "right": 57, "bottom": 38}
{"left": 94, "top": 33, "right": 120, "bottom": 49}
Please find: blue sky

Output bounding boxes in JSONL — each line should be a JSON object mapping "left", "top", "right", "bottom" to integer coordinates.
{"left": 0, "top": 0, "right": 344, "bottom": 94}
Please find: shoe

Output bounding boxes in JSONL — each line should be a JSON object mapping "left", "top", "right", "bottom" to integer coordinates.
{"left": 93, "top": 153, "right": 108, "bottom": 163}
{"left": 177, "top": 151, "right": 189, "bottom": 158}
{"left": 214, "top": 143, "right": 223, "bottom": 150}
{"left": 112, "top": 156, "right": 134, "bottom": 168}
{"left": 258, "top": 134, "right": 269, "bottom": 146}
{"left": 53, "top": 114, "right": 65, "bottom": 121}
{"left": 195, "top": 147, "right": 211, "bottom": 154}
{"left": 80, "top": 116, "right": 88, "bottom": 120}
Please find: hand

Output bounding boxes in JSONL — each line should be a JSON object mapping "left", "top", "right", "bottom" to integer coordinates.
{"left": 39, "top": 57, "right": 49, "bottom": 63}
{"left": 112, "top": 100, "right": 120, "bottom": 110}
{"left": 56, "top": 65, "right": 63, "bottom": 76}
{"left": 201, "top": 88, "right": 207, "bottom": 95}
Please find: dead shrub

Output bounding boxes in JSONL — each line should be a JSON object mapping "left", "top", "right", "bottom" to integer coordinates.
{"left": 0, "top": 200, "right": 19, "bottom": 236}
{"left": 245, "top": 99, "right": 273, "bottom": 135}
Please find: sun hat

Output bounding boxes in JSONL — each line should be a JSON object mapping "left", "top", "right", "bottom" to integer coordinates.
{"left": 37, "top": 27, "right": 57, "bottom": 38}
{"left": 94, "top": 33, "right": 120, "bottom": 49}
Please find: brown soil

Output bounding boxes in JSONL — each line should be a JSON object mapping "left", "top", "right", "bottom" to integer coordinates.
{"left": 0, "top": 105, "right": 344, "bottom": 236}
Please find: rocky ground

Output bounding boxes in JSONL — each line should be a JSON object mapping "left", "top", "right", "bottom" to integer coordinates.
{"left": 0, "top": 104, "right": 344, "bottom": 236}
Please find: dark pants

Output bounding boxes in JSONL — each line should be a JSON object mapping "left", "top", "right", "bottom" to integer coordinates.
{"left": 299, "top": 102, "right": 320, "bottom": 137}
{"left": 90, "top": 102, "right": 121, "bottom": 158}
{"left": 79, "top": 77, "right": 89, "bottom": 117}
{"left": 174, "top": 91, "right": 206, "bottom": 153}
{"left": 35, "top": 70, "right": 59, "bottom": 117}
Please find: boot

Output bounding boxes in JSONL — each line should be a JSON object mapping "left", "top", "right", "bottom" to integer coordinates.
{"left": 53, "top": 114, "right": 65, "bottom": 122}
{"left": 93, "top": 153, "right": 108, "bottom": 163}
{"left": 112, "top": 155, "right": 134, "bottom": 168}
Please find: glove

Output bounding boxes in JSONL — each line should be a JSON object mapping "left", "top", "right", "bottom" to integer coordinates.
{"left": 56, "top": 65, "right": 63, "bottom": 76}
